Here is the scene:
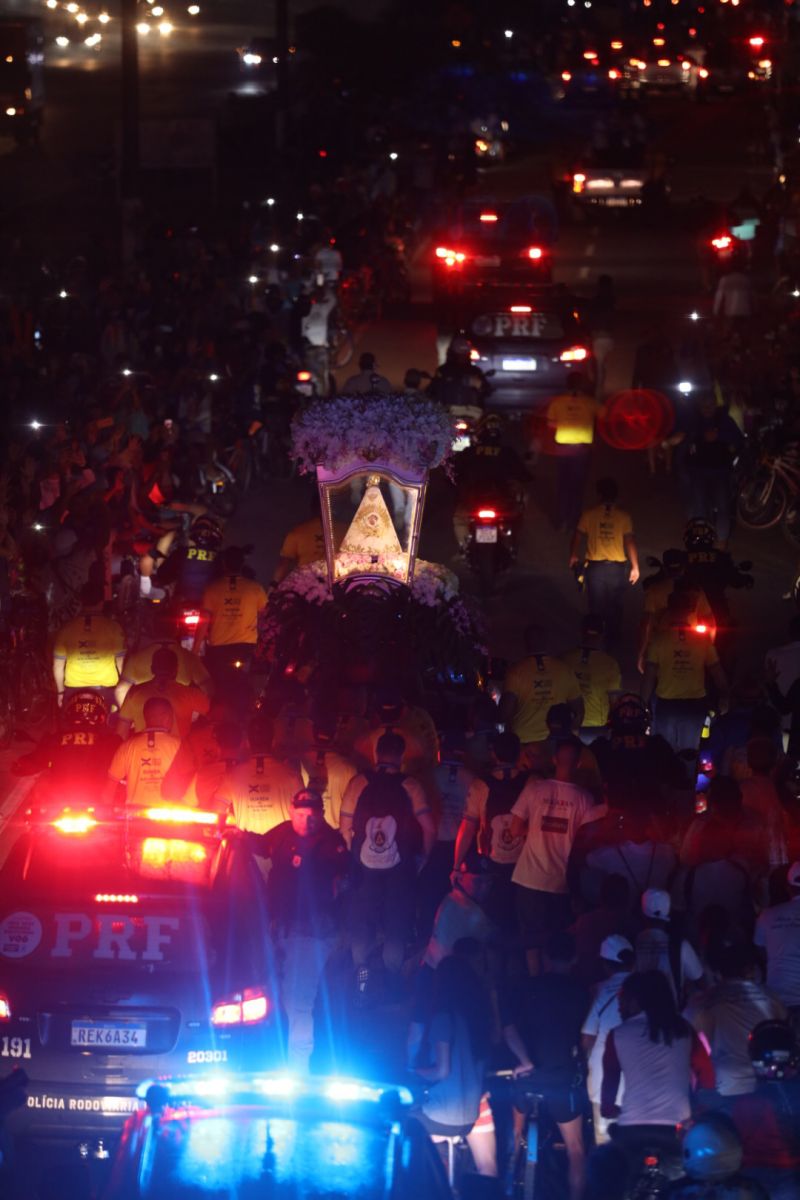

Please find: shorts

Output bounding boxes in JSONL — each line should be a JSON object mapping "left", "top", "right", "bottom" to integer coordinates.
{"left": 526, "top": 1071, "right": 588, "bottom": 1126}
{"left": 514, "top": 884, "right": 573, "bottom": 950}
{"left": 420, "top": 1093, "right": 495, "bottom": 1138}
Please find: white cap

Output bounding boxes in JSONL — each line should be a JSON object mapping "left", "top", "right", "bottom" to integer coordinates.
{"left": 642, "top": 888, "right": 671, "bottom": 920}
{"left": 600, "top": 934, "right": 633, "bottom": 964}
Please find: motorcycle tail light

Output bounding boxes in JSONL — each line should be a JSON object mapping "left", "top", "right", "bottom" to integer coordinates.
{"left": 182, "top": 609, "right": 201, "bottom": 629}
{"left": 560, "top": 346, "right": 589, "bottom": 362}
{"left": 479, "top": 212, "right": 499, "bottom": 222}
{"left": 573, "top": 173, "right": 585, "bottom": 194}
{"left": 711, "top": 234, "right": 732, "bottom": 250}
{"left": 296, "top": 370, "right": 312, "bottom": 382}
{"left": 527, "top": 246, "right": 543, "bottom": 260}
{"left": 470, "top": 348, "right": 480, "bottom": 361}
{"left": 477, "top": 508, "right": 497, "bottom": 520}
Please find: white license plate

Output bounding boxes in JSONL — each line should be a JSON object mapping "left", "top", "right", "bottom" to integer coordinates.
{"left": 474, "top": 255, "right": 501, "bottom": 267}
{"left": 71, "top": 1022, "right": 147, "bottom": 1048}
{"left": 604, "top": 197, "right": 635, "bottom": 207}
{"left": 502, "top": 358, "right": 537, "bottom": 371}
{"left": 475, "top": 526, "right": 498, "bottom": 543}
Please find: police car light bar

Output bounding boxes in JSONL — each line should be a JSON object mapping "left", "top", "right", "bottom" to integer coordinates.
{"left": 53, "top": 813, "right": 97, "bottom": 835}
{"left": 143, "top": 806, "right": 219, "bottom": 826}
{"left": 135, "top": 1073, "right": 415, "bottom": 1107}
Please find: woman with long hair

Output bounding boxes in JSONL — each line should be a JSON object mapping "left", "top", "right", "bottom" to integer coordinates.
{"left": 599, "top": 970, "right": 714, "bottom": 1181}
{"left": 411, "top": 940, "right": 497, "bottom": 1177}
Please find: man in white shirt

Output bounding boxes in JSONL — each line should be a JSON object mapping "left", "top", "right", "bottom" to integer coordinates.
{"left": 635, "top": 888, "right": 704, "bottom": 1004}
{"left": 301, "top": 284, "right": 337, "bottom": 394}
{"left": 755, "top": 861, "right": 800, "bottom": 1017}
{"left": 510, "top": 735, "right": 600, "bottom": 972}
{"left": 313, "top": 238, "right": 343, "bottom": 285}
{"left": 581, "top": 934, "right": 634, "bottom": 1143}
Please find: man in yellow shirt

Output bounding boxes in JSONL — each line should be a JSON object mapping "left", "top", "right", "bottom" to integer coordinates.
{"left": 301, "top": 709, "right": 359, "bottom": 830}
{"left": 547, "top": 371, "right": 602, "bottom": 531}
{"left": 118, "top": 647, "right": 210, "bottom": 739}
{"left": 637, "top": 551, "right": 715, "bottom": 673}
{"left": 272, "top": 498, "right": 347, "bottom": 583}
{"left": 562, "top": 615, "right": 622, "bottom": 738}
{"left": 570, "top": 477, "right": 639, "bottom": 647}
{"left": 199, "top": 546, "right": 268, "bottom": 696}
{"left": 500, "top": 624, "right": 584, "bottom": 758}
{"left": 642, "top": 592, "right": 728, "bottom": 754}
{"left": 214, "top": 714, "right": 303, "bottom": 833}
{"left": 116, "top": 607, "right": 211, "bottom": 708}
{"left": 106, "top": 697, "right": 181, "bottom": 806}
{"left": 53, "top": 582, "right": 126, "bottom": 708}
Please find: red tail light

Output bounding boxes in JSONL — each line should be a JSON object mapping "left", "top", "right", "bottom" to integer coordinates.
{"left": 561, "top": 70, "right": 572, "bottom": 81}
{"left": 748, "top": 36, "right": 765, "bottom": 48}
{"left": 296, "top": 370, "right": 312, "bottom": 382}
{"left": 53, "top": 812, "right": 97, "bottom": 835}
{"left": 479, "top": 212, "right": 499, "bottom": 222}
{"left": 469, "top": 348, "right": 480, "bottom": 361}
{"left": 608, "top": 68, "right": 621, "bottom": 80}
{"left": 435, "top": 246, "right": 467, "bottom": 266}
{"left": 0, "top": 992, "right": 11, "bottom": 1021}
{"left": 694, "top": 623, "right": 708, "bottom": 634}
{"left": 560, "top": 346, "right": 589, "bottom": 362}
{"left": 510, "top": 304, "right": 532, "bottom": 313}
{"left": 711, "top": 234, "right": 732, "bottom": 251}
{"left": 527, "top": 246, "right": 543, "bottom": 260}
{"left": 477, "top": 508, "right": 497, "bottom": 520}
{"left": 211, "top": 987, "right": 269, "bottom": 1027}
{"left": 182, "top": 609, "right": 201, "bottom": 628}
{"left": 698, "top": 67, "right": 709, "bottom": 79}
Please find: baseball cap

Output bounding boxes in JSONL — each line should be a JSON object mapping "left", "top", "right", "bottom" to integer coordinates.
{"left": 642, "top": 888, "right": 671, "bottom": 920}
{"left": 600, "top": 934, "right": 634, "bottom": 964}
{"left": 292, "top": 788, "right": 324, "bottom": 810}
{"left": 788, "top": 861, "right": 800, "bottom": 887}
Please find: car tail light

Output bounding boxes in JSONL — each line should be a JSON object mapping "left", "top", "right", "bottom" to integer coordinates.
{"left": 141, "top": 838, "right": 207, "bottom": 867}
{"left": 53, "top": 812, "right": 97, "bottom": 835}
{"left": 561, "top": 70, "right": 572, "bottom": 81}
{"left": 143, "top": 806, "right": 219, "bottom": 826}
{"left": 94, "top": 893, "right": 139, "bottom": 903}
{"left": 681, "top": 61, "right": 691, "bottom": 72}
{"left": 477, "top": 508, "right": 497, "bottom": 520}
{"left": 296, "top": 370, "right": 312, "bottom": 382}
{"left": 211, "top": 987, "right": 270, "bottom": 1027}
{"left": 749, "top": 36, "right": 765, "bottom": 48}
{"left": 608, "top": 68, "right": 620, "bottom": 79}
{"left": 560, "top": 346, "right": 589, "bottom": 362}
{"left": 479, "top": 212, "right": 498, "bottom": 222}
{"left": 573, "top": 173, "right": 585, "bottom": 194}
{"left": 699, "top": 67, "right": 709, "bottom": 79}
{"left": 0, "top": 992, "right": 11, "bottom": 1021}
{"left": 711, "top": 234, "right": 732, "bottom": 250}
{"left": 657, "top": 58, "right": 671, "bottom": 67}
{"left": 653, "top": 36, "right": 665, "bottom": 46}
{"left": 510, "top": 304, "right": 532, "bottom": 313}
{"left": 611, "top": 40, "right": 623, "bottom": 49}
{"left": 583, "top": 50, "right": 598, "bottom": 60}
{"left": 527, "top": 246, "right": 543, "bottom": 260}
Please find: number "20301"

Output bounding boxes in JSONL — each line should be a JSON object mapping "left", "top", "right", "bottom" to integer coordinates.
{"left": 1, "top": 1036, "right": 31, "bottom": 1059}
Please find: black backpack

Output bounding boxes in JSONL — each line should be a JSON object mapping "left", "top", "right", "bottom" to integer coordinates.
{"left": 352, "top": 768, "right": 422, "bottom": 865}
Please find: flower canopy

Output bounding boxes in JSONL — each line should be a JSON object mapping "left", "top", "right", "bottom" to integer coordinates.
{"left": 291, "top": 393, "right": 455, "bottom": 477}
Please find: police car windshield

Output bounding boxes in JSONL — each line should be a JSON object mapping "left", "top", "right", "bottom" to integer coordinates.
{"left": 141, "top": 1113, "right": 394, "bottom": 1199}
{"left": 470, "top": 309, "right": 567, "bottom": 340}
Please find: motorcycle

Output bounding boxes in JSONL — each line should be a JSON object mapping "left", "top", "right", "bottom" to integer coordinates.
{"left": 198, "top": 456, "right": 238, "bottom": 518}
{"left": 464, "top": 487, "right": 523, "bottom": 593}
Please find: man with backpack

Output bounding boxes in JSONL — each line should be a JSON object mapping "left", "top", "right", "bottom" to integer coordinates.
{"left": 341, "top": 731, "right": 435, "bottom": 994}
{"left": 453, "top": 730, "right": 528, "bottom": 928}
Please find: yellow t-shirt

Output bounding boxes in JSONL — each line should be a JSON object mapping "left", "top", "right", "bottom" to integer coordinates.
{"left": 109, "top": 728, "right": 181, "bottom": 806}
{"left": 54, "top": 613, "right": 126, "bottom": 688}
{"left": 122, "top": 642, "right": 210, "bottom": 690}
{"left": 562, "top": 646, "right": 622, "bottom": 729}
{"left": 354, "top": 706, "right": 439, "bottom": 776}
{"left": 202, "top": 575, "right": 268, "bottom": 646}
{"left": 279, "top": 517, "right": 327, "bottom": 568}
{"left": 119, "top": 679, "right": 210, "bottom": 739}
{"left": 504, "top": 654, "right": 581, "bottom": 744}
{"left": 301, "top": 748, "right": 359, "bottom": 829}
{"left": 214, "top": 753, "right": 303, "bottom": 834}
{"left": 577, "top": 503, "right": 632, "bottom": 563}
{"left": 647, "top": 627, "right": 719, "bottom": 700}
{"left": 547, "top": 394, "right": 600, "bottom": 446}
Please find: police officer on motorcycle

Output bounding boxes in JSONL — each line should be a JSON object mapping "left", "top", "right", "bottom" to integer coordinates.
{"left": 12, "top": 690, "right": 121, "bottom": 805}
{"left": 156, "top": 514, "right": 223, "bottom": 604}
{"left": 452, "top": 413, "right": 530, "bottom": 550}
{"left": 429, "top": 335, "right": 490, "bottom": 409}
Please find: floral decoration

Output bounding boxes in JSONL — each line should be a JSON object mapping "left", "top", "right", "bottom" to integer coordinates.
{"left": 290, "top": 393, "right": 455, "bottom": 477}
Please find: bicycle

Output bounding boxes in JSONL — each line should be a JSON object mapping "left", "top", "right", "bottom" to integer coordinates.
{"left": 488, "top": 1070, "right": 547, "bottom": 1200}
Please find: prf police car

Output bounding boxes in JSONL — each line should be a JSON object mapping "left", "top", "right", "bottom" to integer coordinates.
{"left": 0, "top": 803, "right": 284, "bottom": 1181}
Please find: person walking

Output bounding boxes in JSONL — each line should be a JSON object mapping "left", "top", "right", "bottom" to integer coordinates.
{"left": 105, "top": 697, "right": 181, "bottom": 807}
{"left": 569, "top": 478, "right": 639, "bottom": 647}
{"left": 500, "top": 624, "right": 583, "bottom": 761}
{"left": 117, "top": 647, "right": 210, "bottom": 739}
{"left": 547, "top": 372, "right": 602, "bottom": 532}
{"left": 199, "top": 546, "right": 268, "bottom": 699}
{"left": 581, "top": 934, "right": 635, "bottom": 1145}
{"left": 563, "top": 614, "right": 623, "bottom": 738}
{"left": 245, "top": 788, "right": 349, "bottom": 1072}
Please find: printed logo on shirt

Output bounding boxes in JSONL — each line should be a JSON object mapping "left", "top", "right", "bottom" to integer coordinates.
{"left": 489, "top": 813, "right": 523, "bottom": 864}
{"left": 360, "top": 815, "right": 400, "bottom": 870}
{"left": 541, "top": 814, "right": 569, "bottom": 834}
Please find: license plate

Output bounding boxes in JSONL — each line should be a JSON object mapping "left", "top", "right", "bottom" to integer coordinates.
{"left": 474, "top": 255, "right": 500, "bottom": 267}
{"left": 604, "top": 197, "right": 635, "bottom": 207}
{"left": 502, "top": 358, "right": 536, "bottom": 371}
{"left": 475, "top": 526, "right": 498, "bottom": 543}
{"left": 71, "top": 1021, "right": 147, "bottom": 1048}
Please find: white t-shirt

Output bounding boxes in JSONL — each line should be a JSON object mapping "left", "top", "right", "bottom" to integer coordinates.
{"left": 423, "top": 888, "right": 494, "bottom": 969}
{"left": 687, "top": 979, "right": 786, "bottom": 1096}
{"left": 755, "top": 897, "right": 800, "bottom": 1006}
{"left": 314, "top": 245, "right": 343, "bottom": 283}
{"left": 301, "top": 294, "right": 336, "bottom": 347}
{"left": 511, "top": 778, "right": 598, "bottom": 893}
{"left": 582, "top": 972, "right": 628, "bottom": 1104}
{"left": 612, "top": 1012, "right": 693, "bottom": 1126}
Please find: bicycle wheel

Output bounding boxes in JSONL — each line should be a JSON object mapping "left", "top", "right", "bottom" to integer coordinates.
{"left": 736, "top": 469, "right": 787, "bottom": 529}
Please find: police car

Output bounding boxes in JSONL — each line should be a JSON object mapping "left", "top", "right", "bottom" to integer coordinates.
{"left": 432, "top": 196, "right": 557, "bottom": 303}
{"left": 465, "top": 295, "right": 594, "bottom": 412}
{"left": 104, "top": 1073, "right": 452, "bottom": 1200}
{"left": 0, "top": 804, "right": 284, "bottom": 1174}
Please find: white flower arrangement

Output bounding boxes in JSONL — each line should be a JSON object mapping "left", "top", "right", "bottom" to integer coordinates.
{"left": 290, "top": 393, "right": 455, "bottom": 476}
{"left": 274, "top": 558, "right": 461, "bottom": 606}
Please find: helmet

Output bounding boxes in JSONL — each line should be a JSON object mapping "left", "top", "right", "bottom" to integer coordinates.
{"left": 191, "top": 515, "right": 223, "bottom": 551}
{"left": 749, "top": 1020, "right": 799, "bottom": 1080}
{"left": 682, "top": 1115, "right": 743, "bottom": 1181}
{"left": 684, "top": 518, "right": 715, "bottom": 550}
{"left": 63, "top": 690, "right": 108, "bottom": 729}
{"left": 609, "top": 692, "right": 650, "bottom": 734}
{"left": 448, "top": 335, "right": 470, "bottom": 360}
{"left": 477, "top": 412, "right": 503, "bottom": 441}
